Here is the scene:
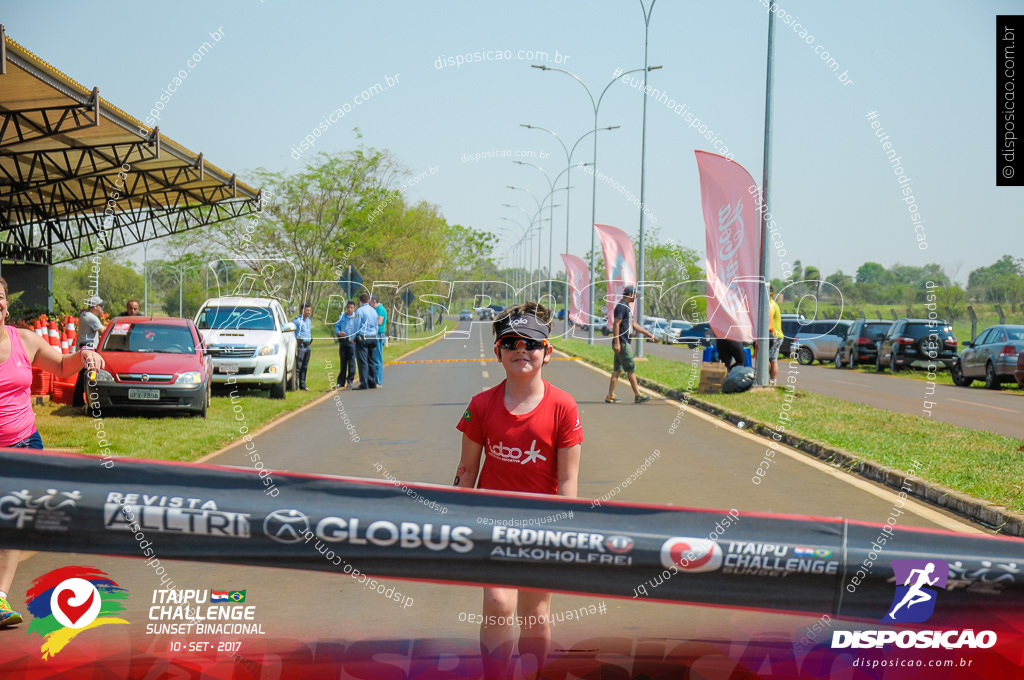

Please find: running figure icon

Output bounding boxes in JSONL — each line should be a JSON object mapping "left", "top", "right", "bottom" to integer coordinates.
{"left": 887, "top": 562, "right": 940, "bottom": 620}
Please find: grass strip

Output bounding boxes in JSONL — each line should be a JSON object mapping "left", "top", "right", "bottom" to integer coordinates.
{"left": 553, "top": 337, "right": 1024, "bottom": 515}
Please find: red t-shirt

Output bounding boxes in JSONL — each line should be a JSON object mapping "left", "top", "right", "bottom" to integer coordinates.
{"left": 457, "top": 379, "right": 583, "bottom": 495}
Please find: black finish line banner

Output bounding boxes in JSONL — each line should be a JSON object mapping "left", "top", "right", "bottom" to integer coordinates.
{"left": 1, "top": 448, "right": 1022, "bottom": 626}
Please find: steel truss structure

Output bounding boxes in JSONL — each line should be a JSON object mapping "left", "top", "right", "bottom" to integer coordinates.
{"left": 0, "top": 24, "right": 261, "bottom": 265}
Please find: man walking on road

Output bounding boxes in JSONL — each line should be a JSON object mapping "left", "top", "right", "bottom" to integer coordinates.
{"left": 292, "top": 302, "right": 313, "bottom": 390}
{"left": 606, "top": 285, "right": 656, "bottom": 404}
{"left": 353, "top": 293, "right": 378, "bottom": 389}
{"left": 334, "top": 300, "right": 358, "bottom": 389}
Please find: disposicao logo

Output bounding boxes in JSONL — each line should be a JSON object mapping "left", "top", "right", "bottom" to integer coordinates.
{"left": 831, "top": 559, "right": 997, "bottom": 650}
{"left": 26, "top": 566, "right": 129, "bottom": 659}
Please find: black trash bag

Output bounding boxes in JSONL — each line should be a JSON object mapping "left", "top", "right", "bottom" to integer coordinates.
{"left": 722, "top": 366, "right": 755, "bottom": 393}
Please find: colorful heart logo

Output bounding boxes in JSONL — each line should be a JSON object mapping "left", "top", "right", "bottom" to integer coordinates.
{"left": 50, "top": 578, "right": 101, "bottom": 629}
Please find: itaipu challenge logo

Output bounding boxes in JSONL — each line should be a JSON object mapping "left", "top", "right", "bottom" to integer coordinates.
{"left": 26, "top": 566, "right": 129, "bottom": 659}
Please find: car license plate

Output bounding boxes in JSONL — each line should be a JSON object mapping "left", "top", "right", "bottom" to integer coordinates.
{"left": 128, "top": 389, "right": 160, "bottom": 401}
{"left": 218, "top": 363, "right": 239, "bottom": 374}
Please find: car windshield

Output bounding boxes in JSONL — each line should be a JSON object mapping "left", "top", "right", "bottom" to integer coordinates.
{"left": 196, "top": 306, "right": 276, "bottom": 331}
{"left": 101, "top": 323, "right": 196, "bottom": 354}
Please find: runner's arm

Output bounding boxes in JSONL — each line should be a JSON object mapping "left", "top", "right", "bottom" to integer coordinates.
{"left": 556, "top": 444, "right": 581, "bottom": 498}
{"left": 454, "top": 432, "right": 482, "bottom": 488}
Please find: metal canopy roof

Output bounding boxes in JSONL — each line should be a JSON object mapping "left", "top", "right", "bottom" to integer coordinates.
{"left": 0, "top": 25, "right": 261, "bottom": 265}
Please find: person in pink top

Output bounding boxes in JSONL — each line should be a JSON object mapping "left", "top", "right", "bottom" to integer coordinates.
{"left": 454, "top": 301, "right": 583, "bottom": 679}
{"left": 0, "top": 277, "right": 104, "bottom": 628}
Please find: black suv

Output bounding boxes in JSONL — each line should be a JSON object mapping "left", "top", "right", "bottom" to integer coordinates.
{"left": 835, "top": 319, "right": 893, "bottom": 368}
{"left": 875, "top": 318, "right": 958, "bottom": 372}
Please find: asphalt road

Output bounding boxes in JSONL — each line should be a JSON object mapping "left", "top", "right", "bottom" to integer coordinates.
{"left": 2, "top": 320, "right": 996, "bottom": 677}
{"left": 640, "top": 340, "right": 1023, "bottom": 439}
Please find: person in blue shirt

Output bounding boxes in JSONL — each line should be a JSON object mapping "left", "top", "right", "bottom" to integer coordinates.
{"left": 333, "top": 300, "right": 358, "bottom": 388}
{"left": 371, "top": 295, "right": 388, "bottom": 387}
{"left": 353, "top": 293, "right": 379, "bottom": 389}
{"left": 291, "top": 302, "right": 313, "bottom": 391}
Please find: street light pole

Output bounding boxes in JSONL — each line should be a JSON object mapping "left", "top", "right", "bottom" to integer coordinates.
{"left": 636, "top": 0, "right": 661, "bottom": 358}
{"left": 532, "top": 65, "right": 645, "bottom": 345}
{"left": 521, "top": 123, "right": 610, "bottom": 334}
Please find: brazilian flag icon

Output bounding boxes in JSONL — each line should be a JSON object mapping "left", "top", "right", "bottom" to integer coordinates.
{"left": 228, "top": 590, "right": 246, "bottom": 603}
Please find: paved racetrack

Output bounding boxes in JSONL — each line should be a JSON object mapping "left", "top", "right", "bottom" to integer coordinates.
{"left": 3, "top": 320, "right": 992, "bottom": 676}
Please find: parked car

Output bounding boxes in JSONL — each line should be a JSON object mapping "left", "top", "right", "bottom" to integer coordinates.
{"left": 1016, "top": 350, "right": 1024, "bottom": 388}
{"left": 875, "top": 318, "right": 958, "bottom": 373}
{"left": 951, "top": 324, "right": 1024, "bottom": 389}
{"left": 779, "top": 316, "right": 809, "bottom": 357}
{"left": 668, "top": 320, "right": 693, "bottom": 341}
{"left": 677, "top": 322, "right": 715, "bottom": 348}
{"left": 90, "top": 317, "right": 212, "bottom": 417}
{"left": 194, "top": 297, "right": 297, "bottom": 399}
{"left": 459, "top": 309, "right": 473, "bottom": 321}
{"left": 642, "top": 316, "right": 671, "bottom": 343}
{"left": 791, "top": 320, "right": 853, "bottom": 365}
{"left": 835, "top": 319, "right": 894, "bottom": 368}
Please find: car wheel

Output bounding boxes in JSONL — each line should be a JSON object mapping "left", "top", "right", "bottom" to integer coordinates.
{"left": 834, "top": 351, "right": 843, "bottom": 369}
{"left": 270, "top": 372, "right": 287, "bottom": 399}
{"left": 984, "top": 362, "right": 1001, "bottom": 390}
{"left": 796, "top": 346, "right": 813, "bottom": 365}
{"left": 875, "top": 351, "right": 885, "bottom": 373}
{"left": 951, "top": 360, "right": 971, "bottom": 387}
{"left": 193, "top": 383, "right": 210, "bottom": 418}
{"left": 849, "top": 350, "right": 857, "bottom": 369}
{"left": 288, "top": 361, "right": 298, "bottom": 391}
{"left": 890, "top": 352, "right": 899, "bottom": 373}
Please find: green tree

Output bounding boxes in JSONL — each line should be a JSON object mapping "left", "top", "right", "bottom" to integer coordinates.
{"left": 53, "top": 254, "right": 144, "bottom": 317}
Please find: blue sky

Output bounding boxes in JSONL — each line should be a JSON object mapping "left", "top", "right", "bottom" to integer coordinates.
{"left": 3, "top": 0, "right": 1017, "bottom": 285}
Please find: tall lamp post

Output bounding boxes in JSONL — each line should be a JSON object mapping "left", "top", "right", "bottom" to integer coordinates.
{"left": 532, "top": 64, "right": 653, "bottom": 344}
{"left": 521, "top": 122, "right": 612, "bottom": 334}
{"left": 635, "top": 0, "right": 661, "bottom": 357}
{"left": 500, "top": 215, "right": 535, "bottom": 296}
{"left": 512, "top": 160, "right": 580, "bottom": 305}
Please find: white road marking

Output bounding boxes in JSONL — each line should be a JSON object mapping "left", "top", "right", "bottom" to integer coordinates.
{"left": 835, "top": 380, "right": 864, "bottom": 387}
{"left": 482, "top": 370, "right": 489, "bottom": 379}
{"left": 569, "top": 357, "right": 986, "bottom": 535}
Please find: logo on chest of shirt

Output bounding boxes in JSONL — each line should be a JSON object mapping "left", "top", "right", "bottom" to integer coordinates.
{"left": 486, "top": 439, "right": 546, "bottom": 465}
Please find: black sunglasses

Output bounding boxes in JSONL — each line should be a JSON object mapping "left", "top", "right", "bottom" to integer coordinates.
{"left": 496, "top": 337, "right": 549, "bottom": 352}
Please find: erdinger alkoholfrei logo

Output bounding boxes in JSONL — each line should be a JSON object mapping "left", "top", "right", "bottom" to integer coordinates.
{"left": 26, "top": 566, "right": 129, "bottom": 659}
{"left": 883, "top": 559, "right": 948, "bottom": 624}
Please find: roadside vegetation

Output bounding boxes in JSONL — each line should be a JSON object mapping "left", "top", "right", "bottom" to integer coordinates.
{"left": 553, "top": 337, "right": 1024, "bottom": 515}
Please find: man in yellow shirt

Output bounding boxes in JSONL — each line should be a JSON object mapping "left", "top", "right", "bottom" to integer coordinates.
{"left": 768, "top": 285, "right": 783, "bottom": 386}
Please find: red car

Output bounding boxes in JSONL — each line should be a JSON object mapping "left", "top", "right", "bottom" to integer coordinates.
{"left": 89, "top": 317, "right": 212, "bottom": 417}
